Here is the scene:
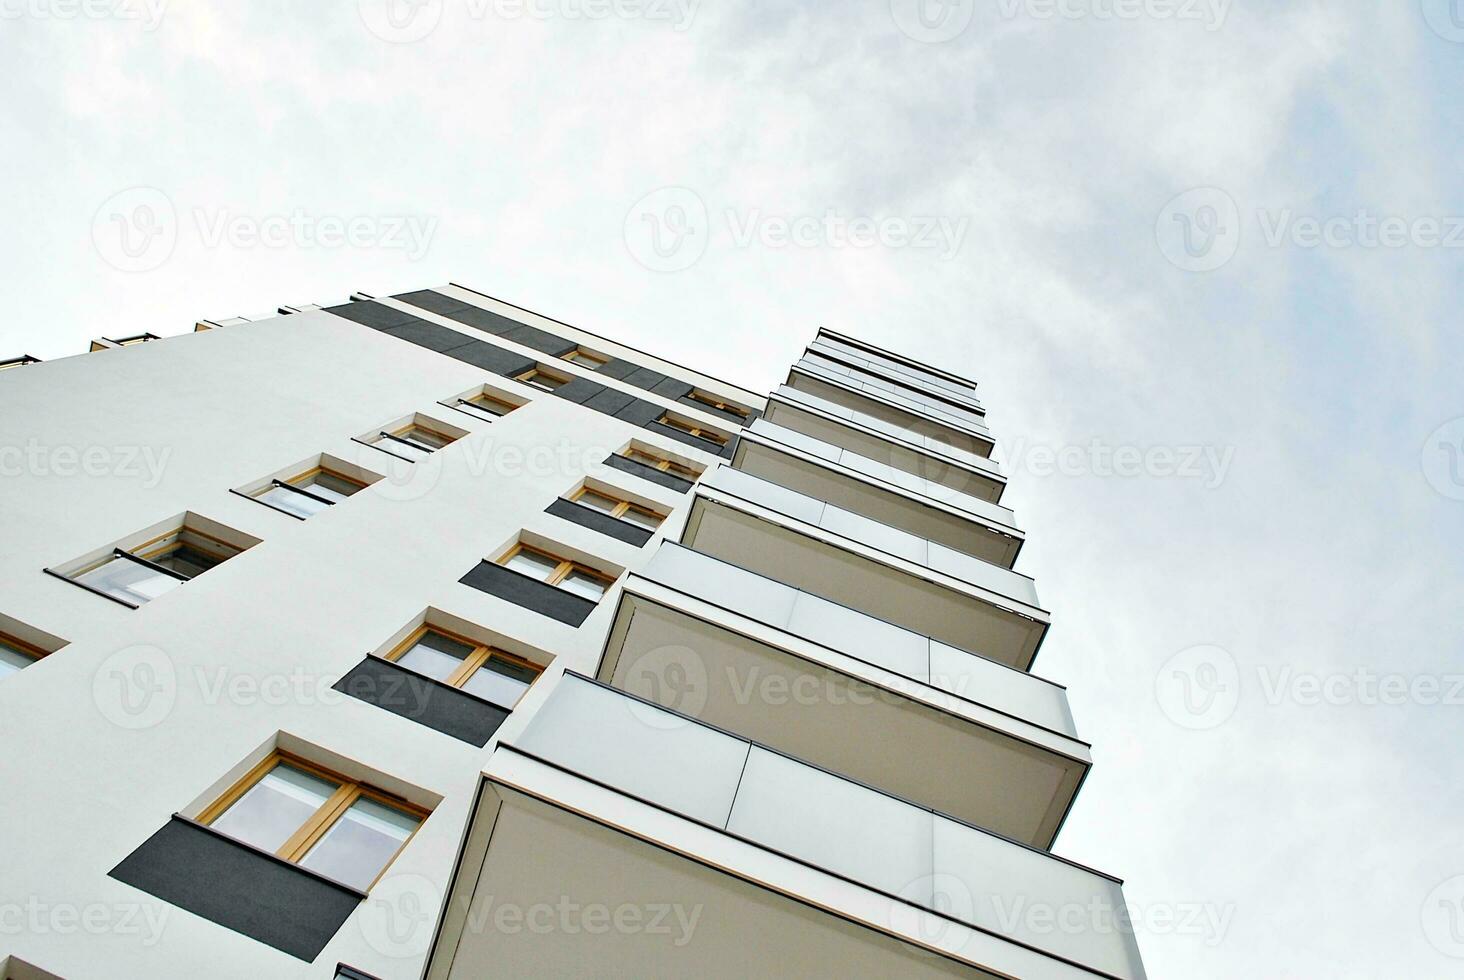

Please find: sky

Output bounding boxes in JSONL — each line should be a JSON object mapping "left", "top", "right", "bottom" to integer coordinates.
{"left": 3, "top": 1, "right": 1463, "bottom": 976}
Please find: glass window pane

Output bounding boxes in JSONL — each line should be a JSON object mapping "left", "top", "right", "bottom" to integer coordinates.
{"left": 211, "top": 763, "right": 339, "bottom": 854}
{"left": 503, "top": 550, "right": 561, "bottom": 582}
{"left": 402, "top": 426, "right": 451, "bottom": 450}
{"left": 558, "top": 570, "right": 608, "bottom": 601}
{"left": 75, "top": 554, "right": 182, "bottom": 605}
{"left": 394, "top": 631, "right": 476, "bottom": 683}
{"left": 460, "top": 655, "right": 538, "bottom": 707}
{"left": 299, "top": 797, "right": 420, "bottom": 891}
{"left": 620, "top": 508, "right": 662, "bottom": 531}
{"left": 575, "top": 490, "right": 621, "bottom": 515}
{"left": 389, "top": 439, "right": 433, "bottom": 461}
{"left": 463, "top": 396, "right": 509, "bottom": 419}
{"left": 150, "top": 543, "right": 223, "bottom": 578}
{"left": 0, "top": 639, "right": 36, "bottom": 677}
{"left": 259, "top": 484, "right": 331, "bottom": 518}
{"left": 301, "top": 471, "right": 360, "bottom": 500}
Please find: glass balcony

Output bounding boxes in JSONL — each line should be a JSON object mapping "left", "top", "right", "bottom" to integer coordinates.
{"left": 627, "top": 543, "right": 1074, "bottom": 738}
{"left": 683, "top": 485, "right": 1048, "bottom": 671}
{"left": 734, "top": 420, "right": 1024, "bottom": 566}
{"left": 764, "top": 386, "right": 1006, "bottom": 503}
{"left": 793, "top": 355, "right": 994, "bottom": 448}
{"left": 704, "top": 468, "right": 1039, "bottom": 607}
{"left": 492, "top": 675, "right": 1144, "bottom": 980}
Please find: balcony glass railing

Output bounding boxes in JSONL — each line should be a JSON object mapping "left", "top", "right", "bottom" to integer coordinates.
{"left": 641, "top": 544, "right": 1075, "bottom": 737}
{"left": 811, "top": 335, "right": 983, "bottom": 410}
{"left": 797, "top": 354, "right": 991, "bottom": 435}
{"left": 515, "top": 675, "right": 1142, "bottom": 980}
{"left": 703, "top": 468, "right": 1041, "bottom": 608}
{"left": 743, "top": 419, "right": 1018, "bottom": 526}
{"left": 772, "top": 385, "right": 1002, "bottom": 477}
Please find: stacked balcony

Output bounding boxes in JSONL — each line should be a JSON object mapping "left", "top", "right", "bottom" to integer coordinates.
{"left": 426, "top": 332, "right": 1146, "bottom": 979}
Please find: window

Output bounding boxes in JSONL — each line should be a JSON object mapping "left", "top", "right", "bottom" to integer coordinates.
{"left": 562, "top": 347, "right": 609, "bottom": 369}
{"left": 252, "top": 467, "right": 368, "bottom": 520}
{"left": 61, "top": 522, "right": 251, "bottom": 608}
{"left": 385, "top": 626, "right": 541, "bottom": 707}
{"left": 686, "top": 390, "right": 751, "bottom": 421}
{"left": 658, "top": 413, "right": 729, "bottom": 447}
{"left": 0, "top": 355, "right": 40, "bottom": 370}
{"left": 115, "top": 333, "right": 160, "bottom": 346}
{"left": 198, "top": 753, "right": 426, "bottom": 892}
{"left": 453, "top": 390, "right": 518, "bottom": 421}
{"left": 569, "top": 487, "right": 665, "bottom": 532}
{"left": 621, "top": 447, "right": 701, "bottom": 480}
{"left": 0, "top": 632, "right": 46, "bottom": 678}
{"left": 514, "top": 365, "right": 572, "bottom": 392}
{"left": 498, "top": 543, "right": 614, "bottom": 602}
{"left": 365, "top": 420, "right": 459, "bottom": 462}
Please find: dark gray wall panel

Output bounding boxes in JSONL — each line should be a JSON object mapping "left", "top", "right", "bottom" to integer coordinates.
{"left": 652, "top": 377, "right": 695, "bottom": 399}
{"left": 499, "top": 324, "right": 578, "bottom": 357}
{"left": 392, "top": 290, "right": 472, "bottom": 315}
{"left": 334, "top": 657, "right": 510, "bottom": 746}
{"left": 602, "top": 455, "right": 695, "bottom": 493}
{"left": 545, "top": 498, "right": 654, "bottom": 547}
{"left": 383, "top": 320, "right": 477, "bottom": 353}
{"left": 622, "top": 366, "right": 670, "bottom": 391}
{"left": 595, "top": 358, "right": 638, "bottom": 381}
{"left": 551, "top": 377, "right": 608, "bottom": 405}
{"left": 110, "top": 817, "right": 362, "bottom": 962}
{"left": 445, "top": 342, "right": 537, "bottom": 377}
{"left": 441, "top": 307, "right": 524, "bottom": 335}
{"left": 459, "top": 561, "right": 598, "bottom": 626}
{"left": 612, "top": 399, "right": 665, "bottom": 427}
{"left": 582, "top": 388, "right": 639, "bottom": 418}
{"left": 325, "top": 302, "right": 420, "bottom": 331}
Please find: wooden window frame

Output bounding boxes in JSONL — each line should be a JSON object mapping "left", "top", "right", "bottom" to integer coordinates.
{"left": 658, "top": 413, "right": 729, "bottom": 446}
{"left": 197, "top": 750, "right": 429, "bottom": 891}
{"left": 497, "top": 542, "right": 616, "bottom": 592}
{"left": 385, "top": 624, "right": 542, "bottom": 695}
{"left": 0, "top": 630, "right": 48, "bottom": 666}
{"left": 568, "top": 486, "right": 665, "bottom": 528}
{"left": 514, "top": 366, "right": 573, "bottom": 392}
{"left": 622, "top": 448, "right": 701, "bottom": 480}
{"left": 687, "top": 390, "right": 750, "bottom": 420}
{"left": 385, "top": 421, "right": 456, "bottom": 451}
{"left": 457, "top": 391, "right": 519, "bottom": 419}
{"left": 562, "top": 347, "right": 609, "bottom": 368}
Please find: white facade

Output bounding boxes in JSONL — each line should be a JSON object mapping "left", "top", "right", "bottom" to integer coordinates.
{"left": 0, "top": 286, "right": 1145, "bottom": 980}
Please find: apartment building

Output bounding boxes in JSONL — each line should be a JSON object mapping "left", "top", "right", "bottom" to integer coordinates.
{"left": 0, "top": 285, "right": 1146, "bottom": 980}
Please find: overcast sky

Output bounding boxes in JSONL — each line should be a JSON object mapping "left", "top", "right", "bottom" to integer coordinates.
{"left": 4, "top": 1, "right": 1463, "bottom": 976}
